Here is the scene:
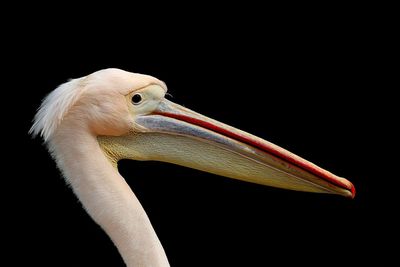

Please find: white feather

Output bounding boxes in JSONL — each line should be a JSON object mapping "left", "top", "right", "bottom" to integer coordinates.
{"left": 29, "top": 77, "right": 87, "bottom": 142}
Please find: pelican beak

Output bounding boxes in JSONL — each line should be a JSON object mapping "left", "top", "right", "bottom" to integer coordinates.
{"left": 116, "top": 99, "right": 355, "bottom": 198}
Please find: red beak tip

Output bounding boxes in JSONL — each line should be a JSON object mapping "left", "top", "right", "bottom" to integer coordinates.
{"left": 348, "top": 182, "right": 356, "bottom": 199}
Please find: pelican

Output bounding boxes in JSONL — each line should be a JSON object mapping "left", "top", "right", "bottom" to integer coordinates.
{"left": 30, "top": 68, "right": 355, "bottom": 267}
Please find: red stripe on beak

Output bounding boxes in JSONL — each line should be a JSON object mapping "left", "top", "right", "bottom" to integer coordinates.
{"left": 156, "top": 111, "right": 356, "bottom": 198}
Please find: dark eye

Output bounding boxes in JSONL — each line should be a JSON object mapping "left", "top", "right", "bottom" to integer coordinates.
{"left": 131, "top": 94, "right": 142, "bottom": 105}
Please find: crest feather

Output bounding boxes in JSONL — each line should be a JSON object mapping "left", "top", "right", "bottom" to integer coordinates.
{"left": 29, "top": 77, "right": 86, "bottom": 142}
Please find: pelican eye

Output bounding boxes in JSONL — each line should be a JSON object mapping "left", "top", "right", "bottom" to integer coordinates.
{"left": 132, "top": 94, "right": 143, "bottom": 105}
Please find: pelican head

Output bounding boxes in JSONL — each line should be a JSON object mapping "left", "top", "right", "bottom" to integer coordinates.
{"left": 31, "top": 68, "right": 355, "bottom": 266}
{"left": 31, "top": 68, "right": 355, "bottom": 198}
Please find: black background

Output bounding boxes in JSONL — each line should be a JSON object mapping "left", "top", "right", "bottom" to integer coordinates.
{"left": 7, "top": 6, "right": 394, "bottom": 267}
